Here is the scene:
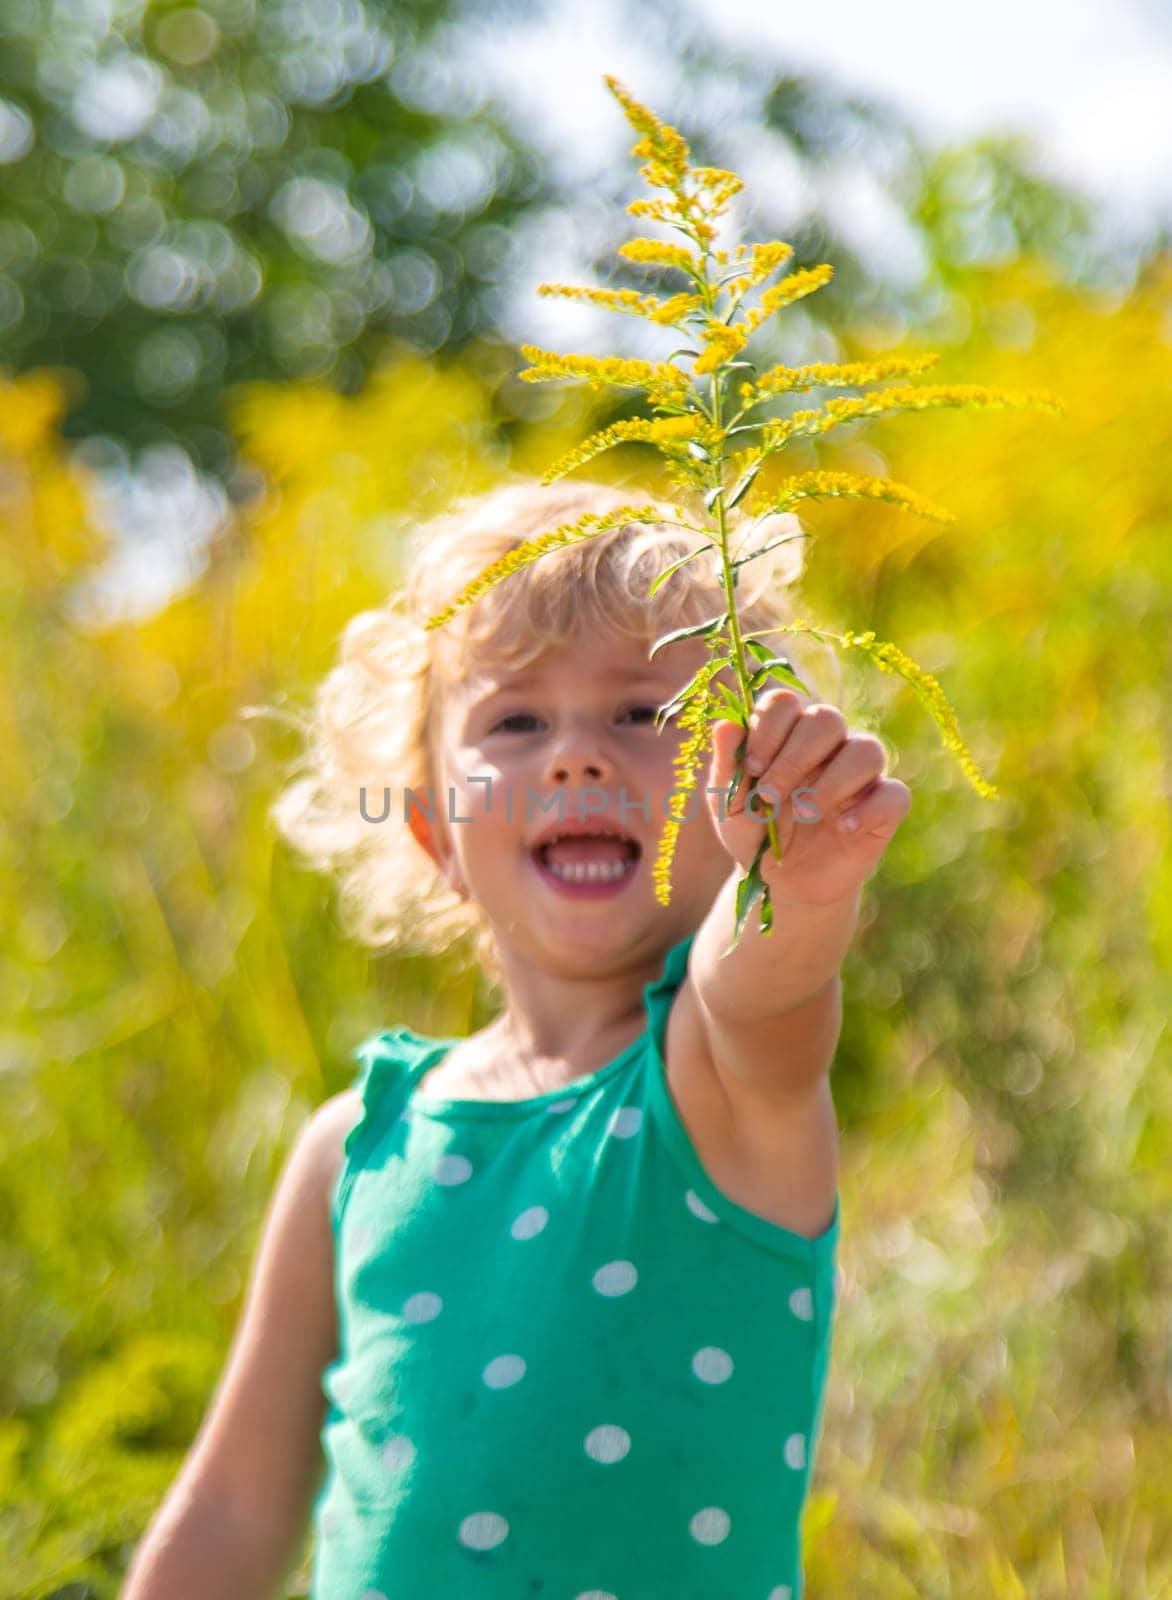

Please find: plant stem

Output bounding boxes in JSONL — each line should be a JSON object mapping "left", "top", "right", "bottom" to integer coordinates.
{"left": 703, "top": 258, "right": 783, "bottom": 871}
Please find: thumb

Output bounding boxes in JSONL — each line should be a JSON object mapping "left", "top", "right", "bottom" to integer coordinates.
{"left": 707, "top": 717, "right": 749, "bottom": 809}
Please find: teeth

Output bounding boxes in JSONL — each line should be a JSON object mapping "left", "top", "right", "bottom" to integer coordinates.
{"left": 543, "top": 857, "right": 634, "bottom": 883}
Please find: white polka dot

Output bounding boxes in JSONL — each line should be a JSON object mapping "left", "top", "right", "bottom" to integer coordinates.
{"left": 608, "top": 1105, "right": 642, "bottom": 1138}
{"left": 789, "top": 1287, "right": 814, "bottom": 1321}
{"left": 689, "top": 1505, "right": 730, "bottom": 1544}
{"left": 592, "top": 1259, "right": 637, "bottom": 1296}
{"left": 381, "top": 1434, "right": 415, "bottom": 1471}
{"left": 402, "top": 1290, "right": 443, "bottom": 1323}
{"left": 583, "top": 1424, "right": 631, "bottom": 1463}
{"left": 433, "top": 1153, "right": 473, "bottom": 1185}
{"left": 319, "top": 1505, "right": 343, "bottom": 1536}
{"left": 331, "top": 1369, "right": 352, "bottom": 1405}
{"left": 767, "top": 1587, "right": 793, "bottom": 1599}
{"left": 482, "top": 1354, "right": 526, "bottom": 1389}
{"left": 685, "top": 1189, "right": 718, "bottom": 1222}
{"left": 572, "top": 1592, "right": 618, "bottom": 1600}
{"left": 691, "top": 1346, "right": 734, "bottom": 1384}
{"left": 359, "top": 1590, "right": 388, "bottom": 1600}
{"left": 457, "top": 1511, "right": 509, "bottom": 1550}
{"left": 784, "top": 1433, "right": 806, "bottom": 1470}
{"left": 510, "top": 1204, "right": 549, "bottom": 1240}
{"left": 546, "top": 1097, "right": 576, "bottom": 1113}
{"left": 350, "top": 1221, "right": 373, "bottom": 1254}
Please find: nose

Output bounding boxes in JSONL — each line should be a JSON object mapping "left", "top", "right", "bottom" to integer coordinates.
{"left": 543, "top": 717, "right": 613, "bottom": 787}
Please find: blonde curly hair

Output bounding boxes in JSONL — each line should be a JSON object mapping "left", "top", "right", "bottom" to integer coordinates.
{"left": 265, "top": 472, "right": 831, "bottom": 987}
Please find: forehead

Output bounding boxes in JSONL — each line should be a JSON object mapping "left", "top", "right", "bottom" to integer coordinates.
{"left": 450, "top": 631, "right": 705, "bottom": 708}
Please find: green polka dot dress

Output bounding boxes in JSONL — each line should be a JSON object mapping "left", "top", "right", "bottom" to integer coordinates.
{"left": 310, "top": 930, "right": 840, "bottom": 1599}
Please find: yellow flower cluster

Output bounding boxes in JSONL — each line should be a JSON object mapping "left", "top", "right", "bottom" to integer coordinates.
{"left": 539, "top": 415, "right": 706, "bottom": 485}
{"left": 694, "top": 322, "right": 748, "bottom": 376}
{"left": 423, "top": 506, "right": 685, "bottom": 630}
{"left": 841, "top": 630, "right": 999, "bottom": 800}
{"left": 743, "top": 265, "right": 835, "bottom": 333}
{"left": 688, "top": 166, "right": 743, "bottom": 216}
{"left": 617, "top": 238, "right": 699, "bottom": 275}
{"left": 718, "top": 240, "right": 797, "bottom": 295}
{"left": 536, "top": 282, "right": 704, "bottom": 329}
{"left": 518, "top": 344, "right": 679, "bottom": 392}
{"left": 742, "top": 352, "right": 941, "bottom": 402}
{"left": 605, "top": 74, "right": 690, "bottom": 190}
{"left": 753, "top": 470, "right": 956, "bottom": 524}
{"left": 651, "top": 648, "right": 726, "bottom": 906}
{"left": 739, "top": 381, "right": 1063, "bottom": 464}
{"left": 650, "top": 292, "right": 705, "bottom": 326}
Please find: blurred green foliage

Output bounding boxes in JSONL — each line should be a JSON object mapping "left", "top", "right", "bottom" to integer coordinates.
{"left": 1, "top": 17, "right": 1169, "bottom": 1597}
{"left": 0, "top": 0, "right": 1120, "bottom": 492}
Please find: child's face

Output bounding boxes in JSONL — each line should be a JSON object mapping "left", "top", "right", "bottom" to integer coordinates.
{"left": 412, "top": 622, "right": 734, "bottom": 971}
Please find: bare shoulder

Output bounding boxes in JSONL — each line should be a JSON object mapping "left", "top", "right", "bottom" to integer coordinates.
{"left": 661, "top": 971, "right": 839, "bottom": 1241}
{"left": 309, "top": 1086, "right": 366, "bottom": 1200}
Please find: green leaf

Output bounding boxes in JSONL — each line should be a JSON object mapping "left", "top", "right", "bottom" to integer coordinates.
{"left": 759, "top": 657, "right": 811, "bottom": 694}
{"left": 687, "top": 441, "right": 712, "bottom": 463}
{"left": 713, "top": 680, "right": 748, "bottom": 727}
{"left": 733, "top": 843, "right": 770, "bottom": 940}
{"left": 654, "top": 656, "right": 729, "bottom": 729}
{"left": 704, "top": 482, "right": 725, "bottom": 512}
{"left": 725, "top": 459, "right": 763, "bottom": 510}
{"left": 725, "top": 734, "right": 749, "bottom": 815}
{"left": 648, "top": 614, "right": 726, "bottom": 659}
{"left": 730, "top": 531, "right": 812, "bottom": 569}
{"left": 647, "top": 544, "right": 710, "bottom": 598}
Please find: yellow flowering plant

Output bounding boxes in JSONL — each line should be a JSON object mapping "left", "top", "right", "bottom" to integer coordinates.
{"left": 425, "top": 75, "right": 1062, "bottom": 944}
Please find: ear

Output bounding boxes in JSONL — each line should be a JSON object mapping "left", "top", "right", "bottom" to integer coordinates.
{"left": 407, "top": 792, "right": 468, "bottom": 899}
{"left": 407, "top": 791, "right": 443, "bottom": 867}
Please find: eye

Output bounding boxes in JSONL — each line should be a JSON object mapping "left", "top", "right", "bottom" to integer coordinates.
{"left": 622, "top": 704, "right": 665, "bottom": 725}
{"left": 490, "top": 712, "right": 540, "bottom": 734}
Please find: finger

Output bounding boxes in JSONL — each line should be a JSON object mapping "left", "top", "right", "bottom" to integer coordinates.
{"left": 708, "top": 717, "right": 753, "bottom": 810}
{"left": 797, "top": 734, "right": 889, "bottom": 823}
{"left": 751, "top": 705, "right": 847, "bottom": 808}
{"left": 836, "top": 777, "right": 912, "bottom": 837}
{"left": 742, "top": 689, "right": 807, "bottom": 774}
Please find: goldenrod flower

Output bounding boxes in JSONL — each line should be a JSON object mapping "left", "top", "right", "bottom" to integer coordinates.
{"left": 651, "top": 646, "right": 725, "bottom": 905}
{"left": 717, "top": 240, "right": 797, "bottom": 298}
{"left": 605, "top": 75, "right": 691, "bottom": 188}
{"left": 735, "top": 381, "right": 1063, "bottom": 466}
{"left": 841, "top": 631, "right": 999, "bottom": 800}
{"left": 536, "top": 282, "right": 704, "bottom": 329}
{"left": 424, "top": 506, "right": 691, "bottom": 630}
{"left": 742, "top": 353, "right": 941, "bottom": 403}
{"left": 743, "top": 265, "right": 835, "bottom": 331}
{"left": 539, "top": 414, "right": 707, "bottom": 485}
{"left": 618, "top": 238, "right": 699, "bottom": 275}
{"left": 519, "top": 344, "right": 679, "bottom": 391}
{"left": 752, "top": 470, "right": 955, "bottom": 524}
{"left": 649, "top": 291, "right": 706, "bottom": 326}
{"left": 694, "top": 322, "right": 748, "bottom": 376}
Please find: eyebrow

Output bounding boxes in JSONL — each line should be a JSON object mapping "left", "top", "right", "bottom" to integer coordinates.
{"left": 462, "top": 666, "right": 676, "bottom": 711}
{"left": 457, "top": 665, "right": 678, "bottom": 716}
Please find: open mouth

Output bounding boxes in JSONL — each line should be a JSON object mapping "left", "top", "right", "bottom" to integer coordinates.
{"left": 531, "top": 834, "right": 642, "bottom": 887}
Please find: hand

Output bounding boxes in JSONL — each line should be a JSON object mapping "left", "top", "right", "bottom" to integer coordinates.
{"left": 706, "top": 689, "right": 912, "bottom": 907}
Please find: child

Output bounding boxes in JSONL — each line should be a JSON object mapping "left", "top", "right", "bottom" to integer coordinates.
{"left": 122, "top": 475, "right": 909, "bottom": 1600}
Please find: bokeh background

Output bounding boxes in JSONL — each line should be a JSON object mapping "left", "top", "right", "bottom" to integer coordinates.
{"left": 2, "top": 1, "right": 1169, "bottom": 1595}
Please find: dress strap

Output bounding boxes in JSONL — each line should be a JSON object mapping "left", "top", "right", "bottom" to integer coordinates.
{"left": 332, "top": 1026, "right": 454, "bottom": 1229}
{"left": 640, "top": 929, "right": 697, "bottom": 1062}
